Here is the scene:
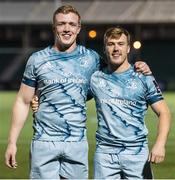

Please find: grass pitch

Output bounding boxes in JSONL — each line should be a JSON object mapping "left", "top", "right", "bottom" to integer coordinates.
{"left": 0, "top": 91, "right": 174, "bottom": 179}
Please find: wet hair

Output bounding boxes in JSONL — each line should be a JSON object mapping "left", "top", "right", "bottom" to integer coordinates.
{"left": 53, "top": 5, "right": 81, "bottom": 25}
{"left": 104, "top": 26, "right": 131, "bottom": 45}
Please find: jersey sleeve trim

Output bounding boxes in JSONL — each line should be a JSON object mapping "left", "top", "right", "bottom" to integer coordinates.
{"left": 22, "top": 77, "right": 36, "bottom": 87}
{"left": 147, "top": 96, "right": 164, "bottom": 105}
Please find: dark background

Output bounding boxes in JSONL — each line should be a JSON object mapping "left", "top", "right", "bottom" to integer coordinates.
{"left": 0, "top": 0, "right": 175, "bottom": 91}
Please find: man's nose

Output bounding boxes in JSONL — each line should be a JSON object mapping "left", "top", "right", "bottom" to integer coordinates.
{"left": 64, "top": 24, "right": 70, "bottom": 31}
{"left": 114, "top": 44, "right": 119, "bottom": 51}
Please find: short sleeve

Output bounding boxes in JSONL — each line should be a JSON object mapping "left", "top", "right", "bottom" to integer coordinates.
{"left": 145, "top": 75, "right": 164, "bottom": 105}
{"left": 22, "top": 54, "right": 37, "bottom": 88}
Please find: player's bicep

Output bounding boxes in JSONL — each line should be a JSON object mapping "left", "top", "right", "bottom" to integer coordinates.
{"left": 17, "top": 83, "right": 35, "bottom": 105}
{"left": 150, "top": 100, "right": 169, "bottom": 116}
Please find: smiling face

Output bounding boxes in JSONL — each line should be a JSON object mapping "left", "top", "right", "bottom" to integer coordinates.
{"left": 53, "top": 12, "right": 81, "bottom": 52}
{"left": 52, "top": 5, "right": 81, "bottom": 53}
{"left": 104, "top": 27, "right": 131, "bottom": 72}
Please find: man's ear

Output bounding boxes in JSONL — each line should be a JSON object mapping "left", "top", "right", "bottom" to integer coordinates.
{"left": 77, "top": 24, "right": 81, "bottom": 34}
{"left": 127, "top": 45, "right": 130, "bottom": 54}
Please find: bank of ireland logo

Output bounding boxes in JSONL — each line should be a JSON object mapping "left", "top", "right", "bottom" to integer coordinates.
{"left": 80, "top": 57, "right": 89, "bottom": 67}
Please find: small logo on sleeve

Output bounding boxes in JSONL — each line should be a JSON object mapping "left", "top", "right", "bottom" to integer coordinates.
{"left": 153, "top": 80, "right": 161, "bottom": 93}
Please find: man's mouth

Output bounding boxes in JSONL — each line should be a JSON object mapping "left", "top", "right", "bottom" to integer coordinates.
{"left": 112, "top": 53, "right": 120, "bottom": 57}
{"left": 62, "top": 34, "right": 71, "bottom": 40}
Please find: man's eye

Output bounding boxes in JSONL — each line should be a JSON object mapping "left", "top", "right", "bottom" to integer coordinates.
{"left": 70, "top": 23, "right": 78, "bottom": 26}
{"left": 56, "top": 23, "right": 64, "bottom": 26}
{"left": 118, "top": 43, "right": 125, "bottom": 46}
{"left": 107, "top": 43, "right": 114, "bottom": 46}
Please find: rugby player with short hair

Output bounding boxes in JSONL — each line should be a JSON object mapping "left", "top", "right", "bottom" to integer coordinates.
{"left": 5, "top": 5, "right": 151, "bottom": 179}
{"left": 90, "top": 26, "right": 171, "bottom": 179}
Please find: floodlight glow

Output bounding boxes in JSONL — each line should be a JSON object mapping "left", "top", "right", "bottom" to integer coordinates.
{"left": 88, "top": 30, "right": 97, "bottom": 39}
{"left": 133, "top": 41, "right": 141, "bottom": 49}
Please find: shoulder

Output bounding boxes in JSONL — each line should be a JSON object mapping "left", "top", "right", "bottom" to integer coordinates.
{"left": 129, "top": 65, "right": 150, "bottom": 80}
{"left": 90, "top": 70, "right": 100, "bottom": 85}
{"left": 32, "top": 46, "right": 51, "bottom": 58}
{"left": 92, "top": 70, "right": 102, "bottom": 76}
{"left": 90, "top": 70, "right": 106, "bottom": 91}
{"left": 78, "top": 45, "right": 101, "bottom": 70}
{"left": 134, "top": 71, "right": 156, "bottom": 89}
{"left": 27, "top": 46, "right": 50, "bottom": 64}
{"left": 78, "top": 45, "right": 100, "bottom": 58}
{"left": 91, "top": 70, "right": 103, "bottom": 81}
{"left": 136, "top": 72, "right": 155, "bottom": 82}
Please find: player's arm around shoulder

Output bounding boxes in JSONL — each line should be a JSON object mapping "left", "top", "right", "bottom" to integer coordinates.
{"left": 149, "top": 99, "right": 171, "bottom": 164}
{"left": 134, "top": 61, "right": 152, "bottom": 75}
{"left": 5, "top": 83, "right": 35, "bottom": 169}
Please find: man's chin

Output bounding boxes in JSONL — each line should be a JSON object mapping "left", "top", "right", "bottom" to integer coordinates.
{"left": 61, "top": 40, "right": 73, "bottom": 46}
{"left": 61, "top": 39, "right": 73, "bottom": 44}
{"left": 110, "top": 61, "right": 121, "bottom": 67}
{"left": 58, "top": 42, "right": 75, "bottom": 51}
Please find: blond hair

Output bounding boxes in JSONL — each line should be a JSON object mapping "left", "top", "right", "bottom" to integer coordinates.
{"left": 53, "top": 5, "right": 81, "bottom": 25}
{"left": 104, "top": 27, "right": 131, "bottom": 45}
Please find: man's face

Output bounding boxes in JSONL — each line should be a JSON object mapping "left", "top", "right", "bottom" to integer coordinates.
{"left": 105, "top": 34, "right": 130, "bottom": 68}
{"left": 53, "top": 12, "right": 81, "bottom": 51}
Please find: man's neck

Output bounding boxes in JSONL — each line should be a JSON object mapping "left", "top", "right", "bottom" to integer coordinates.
{"left": 107, "top": 61, "right": 131, "bottom": 73}
{"left": 53, "top": 43, "right": 77, "bottom": 53}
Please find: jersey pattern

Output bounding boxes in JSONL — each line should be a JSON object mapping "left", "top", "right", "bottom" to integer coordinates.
{"left": 90, "top": 66, "right": 163, "bottom": 153}
{"left": 22, "top": 45, "right": 100, "bottom": 141}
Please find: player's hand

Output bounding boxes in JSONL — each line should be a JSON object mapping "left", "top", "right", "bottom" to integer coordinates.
{"left": 31, "top": 95, "right": 39, "bottom": 113}
{"left": 134, "top": 61, "right": 152, "bottom": 75}
{"left": 5, "top": 143, "right": 18, "bottom": 169}
{"left": 148, "top": 144, "right": 165, "bottom": 164}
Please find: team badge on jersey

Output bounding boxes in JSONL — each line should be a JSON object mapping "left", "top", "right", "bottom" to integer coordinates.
{"left": 126, "top": 79, "right": 137, "bottom": 90}
{"left": 61, "top": 69, "right": 72, "bottom": 77}
{"left": 80, "top": 57, "right": 89, "bottom": 67}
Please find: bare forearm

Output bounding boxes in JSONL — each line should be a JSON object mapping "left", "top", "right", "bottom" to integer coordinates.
{"left": 149, "top": 100, "right": 171, "bottom": 163}
{"left": 8, "top": 98, "right": 30, "bottom": 145}
{"left": 155, "top": 111, "right": 171, "bottom": 147}
{"left": 5, "top": 84, "right": 35, "bottom": 168}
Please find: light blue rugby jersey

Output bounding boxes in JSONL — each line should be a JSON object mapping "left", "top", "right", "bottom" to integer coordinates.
{"left": 90, "top": 65, "right": 163, "bottom": 153}
{"left": 22, "top": 45, "right": 100, "bottom": 141}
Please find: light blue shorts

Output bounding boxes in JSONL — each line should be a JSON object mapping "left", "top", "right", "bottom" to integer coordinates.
{"left": 94, "top": 147, "right": 153, "bottom": 179}
{"left": 30, "top": 140, "right": 88, "bottom": 179}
